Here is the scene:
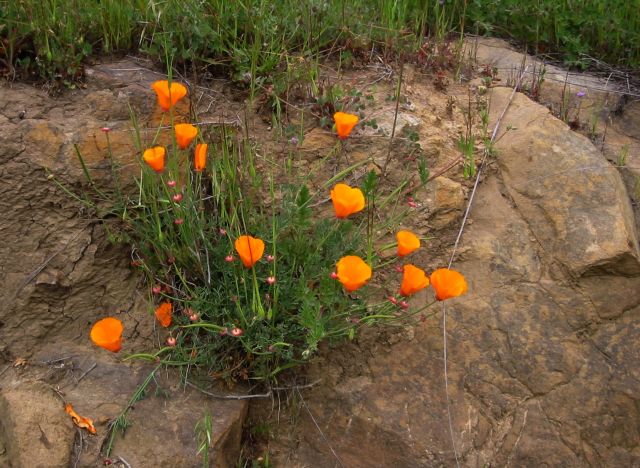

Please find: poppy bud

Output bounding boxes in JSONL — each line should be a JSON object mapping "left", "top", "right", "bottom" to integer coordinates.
{"left": 166, "top": 336, "right": 176, "bottom": 347}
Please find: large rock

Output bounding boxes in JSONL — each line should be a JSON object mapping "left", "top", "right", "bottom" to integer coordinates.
{"left": 0, "top": 381, "right": 75, "bottom": 468}
{"left": 490, "top": 86, "right": 640, "bottom": 276}
{"left": 0, "top": 342, "right": 247, "bottom": 467}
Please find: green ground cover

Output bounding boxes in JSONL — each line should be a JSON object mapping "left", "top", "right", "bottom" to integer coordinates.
{"left": 1, "top": 0, "right": 638, "bottom": 85}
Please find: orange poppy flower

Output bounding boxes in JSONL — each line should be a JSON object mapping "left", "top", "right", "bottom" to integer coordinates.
{"left": 330, "top": 183, "right": 365, "bottom": 218}
{"left": 90, "top": 317, "right": 123, "bottom": 353}
{"left": 155, "top": 302, "right": 173, "bottom": 327}
{"left": 143, "top": 146, "right": 165, "bottom": 172}
{"left": 194, "top": 143, "right": 208, "bottom": 171}
{"left": 234, "top": 235, "right": 265, "bottom": 268}
{"left": 400, "top": 264, "right": 429, "bottom": 297}
{"left": 151, "top": 80, "right": 187, "bottom": 111}
{"left": 175, "top": 123, "right": 198, "bottom": 150}
{"left": 336, "top": 255, "right": 372, "bottom": 292}
{"left": 333, "top": 112, "right": 359, "bottom": 139}
{"left": 396, "top": 230, "right": 421, "bottom": 256}
{"left": 430, "top": 268, "right": 468, "bottom": 301}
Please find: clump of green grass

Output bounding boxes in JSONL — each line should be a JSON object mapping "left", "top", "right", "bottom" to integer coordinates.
{"left": 71, "top": 79, "right": 440, "bottom": 384}
{"left": 2, "top": 0, "right": 638, "bottom": 86}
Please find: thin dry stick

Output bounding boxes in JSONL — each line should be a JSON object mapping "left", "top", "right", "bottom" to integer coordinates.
{"left": 382, "top": 53, "right": 405, "bottom": 176}
{"left": 442, "top": 66, "right": 530, "bottom": 468}
{"left": 296, "top": 387, "right": 346, "bottom": 468}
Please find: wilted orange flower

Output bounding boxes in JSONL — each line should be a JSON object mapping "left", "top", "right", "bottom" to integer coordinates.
{"left": 65, "top": 403, "right": 97, "bottom": 434}
{"left": 194, "top": 143, "right": 208, "bottom": 171}
{"left": 330, "top": 183, "right": 365, "bottom": 218}
{"left": 155, "top": 302, "right": 173, "bottom": 327}
{"left": 400, "top": 264, "right": 429, "bottom": 297}
{"left": 396, "top": 230, "right": 421, "bottom": 256}
{"left": 175, "top": 123, "right": 198, "bottom": 149}
{"left": 151, "top": 80, "right": 187, "bottom": 111}
{"left": 430, "top": 268, "right": 468, "bottom": 301}
{"left": 143, "top": 146, "right": 165, "bottom": 172}
{"left": 333, "top": 112, "right": 359, "bottom": 139}
{"left": 90, "top": 317, "right": 123, "bottom": 353}
{"left": 234, "top": 235, "right": 265, "bottom": 268}
{"left": 336, "top": 255, "right": 372, "bottom": 292}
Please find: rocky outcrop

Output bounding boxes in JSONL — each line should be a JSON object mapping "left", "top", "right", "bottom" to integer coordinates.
{"left": 272, "top": 85, "right": 640, "bottom": 466}
{"left": 490, "top": 87, "right": 640, "bottom": 277}
{"left": 0, "top": 342, "right": 247, "bottom": 467}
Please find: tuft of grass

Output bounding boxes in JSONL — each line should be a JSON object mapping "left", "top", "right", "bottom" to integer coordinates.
{"left": 3, "top": 0, "right": 638, "bottom": 86}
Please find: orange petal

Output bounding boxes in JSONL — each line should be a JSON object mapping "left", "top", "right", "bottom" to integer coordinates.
{"left": 154, "top": 302, "right": 173, "bottom": 327}
{"left": 90, "top": 317, "right": 123, "bottom": 353}
{"left": 330, "top": 183, "right": 365, "bottom": 219}
{"left": 151, "top": 80, "right": 187, "bottom": 111}
{"left": 396, "top": 230, "right": 421, "bottom": 257}
{"left": 142, "top": 146, "right": 165, "bottom": 172}
{"left": 400, "top": 264, "right": 429, "bottom": 297}
{"left": 234, "top": 235, "right": 265, "bottom": 268}
{"left": 430, "top": 268, "right": 468, "bottom": 301}
{"left": 65, "top": 403, "right": 97, "bottom": 434}
{"left": 333, "top": 112, "right": 359, "bottom": 139}
{"left": 336, "top": 255, "right": 372, "bottom": 292}
{"left": 194, "top": 143, "right": 208, "bottom": 171}
{"left": 175, "top": 123, "right": 198, "bottom": 150}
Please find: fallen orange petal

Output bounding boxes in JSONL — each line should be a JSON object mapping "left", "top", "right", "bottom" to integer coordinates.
{"left": 65, "top": 403, "right": 97, "bottom": 434}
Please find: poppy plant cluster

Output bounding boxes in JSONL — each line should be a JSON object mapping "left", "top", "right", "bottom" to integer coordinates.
{"left": 142, "top": 80, "right": 207, "bottom": 174}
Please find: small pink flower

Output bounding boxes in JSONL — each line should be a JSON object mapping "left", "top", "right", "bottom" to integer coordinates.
{"left": 268, "top": 344, "right": 275, "bottom": 352}
{"left": 100, "top": 127, "right": 111, "bottom": 133}
{"left": 189, "top": 313, "right": 199, "bottom": 322}
{"left": 167, "top": 180, "right": 177, "bottom": 188}
{"left": 388, "top": 296, "right": 398, "bottom": 305}
{"left": 174, "top": 218, "right": 184, "bottom": 225}
{"left": 350, "top": 317, "right": 361, "bottom": 324}
{"left": 400, "top": 301, "right": 409, "bottom": 310}
{"left": 408, "top": 200, "right": 418, "bottom": 208}
{"left": 219, "top": 228, "right": 227, "bottom": 235}
{"left": 266, "top": 254, "right": 275, "bottom": 262}
{"left": 166, "top": 336, "right": 177, "bottom": 347}
{"left": 219, "top": 328, "right": 228, "bottom": 336}
{"left": 152, "top": 285, "right": 162, "bottom": 294}
{"left": 266, "top": 276, "right": 276, "bottom": 285}
{"left": 395, "top": 265, "right": 403, "bottom": 273}
{"left": 407, "top": 196, "right": 414, "bottom": 202}
{"left": 167, "top": 255, "right": 176, "bottom": 264}
{"left": 172, "top": 193, "right": 183, "bottom": 202}
{"left": 330, "top": 272, "right": 338, "bottom": 279}
{"left": 230, "top": 327, "right": 244, "bottom": 337}
{"left": 225, "top": 255, "right": 234, "bottom": 262}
